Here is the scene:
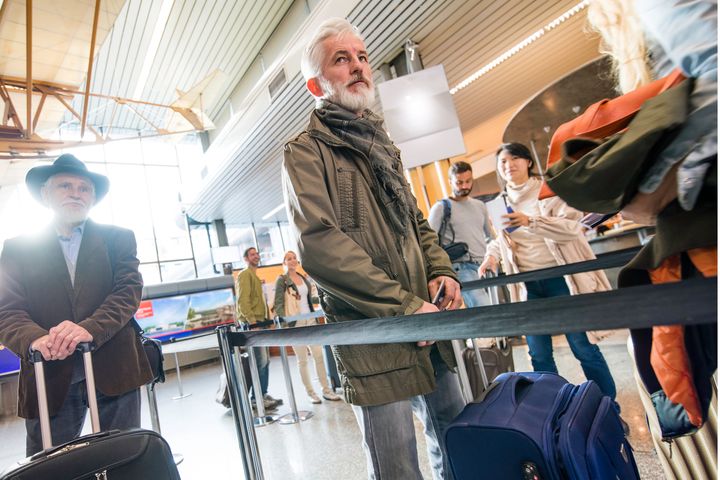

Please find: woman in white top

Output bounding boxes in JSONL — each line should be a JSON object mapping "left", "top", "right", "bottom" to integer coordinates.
{"left": 273, "top": 251, "right": 341, "bottom": 404}
{"left": 479, "top": 143, "right": 619, "bottom": 407}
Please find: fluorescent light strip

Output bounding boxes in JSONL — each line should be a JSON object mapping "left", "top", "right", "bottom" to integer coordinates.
{"left": 261, "top": 203, "right": 285, "bottom": 220}
{"left": 450, "top": 1, "right": 589, "bottom": 95}
{"left": 132, "top": 0, "right": 175, "bottom": 100}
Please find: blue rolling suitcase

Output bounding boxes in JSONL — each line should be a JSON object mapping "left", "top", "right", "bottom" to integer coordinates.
{"left": 445, "top": 372, "right": 639, "bottom": 479}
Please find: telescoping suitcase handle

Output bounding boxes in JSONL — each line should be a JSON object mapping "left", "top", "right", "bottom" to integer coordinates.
{"left": 30, "top": 342, "right": 101, "bottom": 450}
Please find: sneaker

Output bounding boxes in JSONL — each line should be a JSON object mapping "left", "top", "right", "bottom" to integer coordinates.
{"left": 322, "top": 390, "right": 342, "bottom": 401}
{"left": 309, "top": 392, "right": 322, "bottom": 404}
{"left": 252, "top": 397, "right": 279, "bottom": 411}
{"left": 264, "top": 394, "right": 283, "bottom": 406}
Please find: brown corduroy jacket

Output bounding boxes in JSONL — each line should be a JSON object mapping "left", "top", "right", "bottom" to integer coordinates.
{"left": 0, "top": 220, "right": 152, "bottom": 418}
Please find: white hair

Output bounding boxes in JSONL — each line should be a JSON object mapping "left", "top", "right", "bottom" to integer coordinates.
{"left": 300, "top": 17, "right": 365, "bottom": 81}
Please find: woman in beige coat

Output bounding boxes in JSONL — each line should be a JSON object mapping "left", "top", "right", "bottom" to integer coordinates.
{"left": 479, "top": 143, "right": 620, "bottom": 409}
{"left": 274, "top": 251, "right": 341, "bottom": 404}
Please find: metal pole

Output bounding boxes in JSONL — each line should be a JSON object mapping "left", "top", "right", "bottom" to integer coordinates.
{"left": 82, "top": 351, "right": 101, "bottom": 433}
{"left": 274, "top": 317, "right": 313, "bottom": 424}
{"left": 470, "top": 338, "right": 490, "bottom": 391}
{"left": 451, "top": 339, "right": 473, "bottom": 404}
{"left": 172, "top": 352, "right": 191, "bottom": 400}
{"left": 218, "top": 327, "right": 260, "bottom": 480}
{"left": 146, "top": 385, "right": 161, "bottom": 434}
{"left": 33, "top": 360, "right": 52, "bottom": 449}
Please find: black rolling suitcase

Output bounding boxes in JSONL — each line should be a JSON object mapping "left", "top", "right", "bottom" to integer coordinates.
{"left": 1, "top": 345, "right": 180, "bottom": 480}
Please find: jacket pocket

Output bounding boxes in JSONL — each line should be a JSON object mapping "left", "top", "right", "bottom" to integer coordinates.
{"left": 337, "top": 168, "right": 367, "bottom": 232}
{"left": 370, "top": 251, "right": 398, "bottom": 279}
{"left": 335, "top": 343, "right": 418, "bottom": 377}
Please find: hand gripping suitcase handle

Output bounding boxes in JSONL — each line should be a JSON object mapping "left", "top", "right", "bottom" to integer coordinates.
{"left": 30, "top": 342, "right": 101, "bottom": 450}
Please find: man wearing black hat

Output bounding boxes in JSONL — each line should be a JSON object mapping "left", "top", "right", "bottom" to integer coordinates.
{"left": 0, "top": 154, "right": 153, "bottom": 455}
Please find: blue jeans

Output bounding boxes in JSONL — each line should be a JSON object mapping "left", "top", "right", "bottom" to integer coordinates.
{"left": 452, "top": 262, "right": 491, "bottom": 308}
{"left": 351, "top": 352, "right": 466, "bottom": 480}
{"left": 250, "top": 346, "right": 269, "bottom": 399}
{"left": 25, "top": 381, "right": 141, "bottom": 456}
{"left": 525, "top": 277, "right": 617, "bottom": 400}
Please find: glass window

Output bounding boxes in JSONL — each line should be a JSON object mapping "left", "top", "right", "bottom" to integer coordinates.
{"left": 159, "top": 260, "right": 197, "bottom": 282}
{"left": 254, "top": 223, "right": 284, "bottom": 265}
{"left": 280, "top": 223, "right": 297, "bottom": 254}
{"left": 139, "top": 263, "right": 162, "bottom": 286}
{"left": 141, "top": 138, "right": 178, "bottom": 166}
{"left": 190, "top": 226, "right": 217, "bottom": 278}
{"left": 104, "top": 138, "right": 143, "bottom": 164}
{"left": 226, "top": 225, "right": 256, "bottom": 268}
{"left": 145, "top": 166, "right": 192, "bottom": 261}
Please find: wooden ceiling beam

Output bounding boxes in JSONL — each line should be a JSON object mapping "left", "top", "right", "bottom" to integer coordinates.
{"left": 25, "top": 0, "right": 33, "bottom": 138}
{"left": 81, "top": 0, "right": 102, "bottom": 139}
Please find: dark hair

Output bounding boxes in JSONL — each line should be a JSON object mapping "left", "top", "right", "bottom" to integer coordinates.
{"left": 243, "top": 247, "right": 257, "bottom": 259}
{"left": 495, "top": 143, "right": 534, "bottom": 170}
{"left": 495, "top": 142, "right": 537, "bottom": 189}
{"left": 448, "top": 161, "right": 472, "bottom": 178}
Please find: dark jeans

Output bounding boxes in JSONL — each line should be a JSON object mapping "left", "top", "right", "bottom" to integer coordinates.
{"left": 25, "top": 381, "right": 141, "bottom": 456}
{"left": 525, "top": 277, "right": 617, "bottom": 401}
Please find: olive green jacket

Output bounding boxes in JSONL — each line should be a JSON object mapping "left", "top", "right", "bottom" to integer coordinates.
{"left": 236, "top": 268, "right": 268, "bottom": 324}
{"left": 282, "top": 110, "right": 459, "bottom": 406}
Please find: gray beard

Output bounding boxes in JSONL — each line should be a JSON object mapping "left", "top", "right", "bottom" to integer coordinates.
{"left": 319, "top": 77, "right": 375, "bottom": 113}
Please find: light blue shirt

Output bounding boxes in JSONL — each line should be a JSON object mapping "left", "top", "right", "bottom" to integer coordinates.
{"left": 56, "top": 222, "right": 85, "bottom": 286}
{"left": 636, "top": 0, "right": 717, "bottom": 210}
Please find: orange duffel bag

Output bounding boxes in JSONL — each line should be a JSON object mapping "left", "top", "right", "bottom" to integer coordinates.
{"left": 539, "top": 68, "right": 685, "bottom": 200}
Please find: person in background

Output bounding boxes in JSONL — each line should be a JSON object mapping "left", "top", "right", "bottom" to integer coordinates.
{"left": 236, "top": 247, "right": 282, "bottom": 411}
{"left": 273, "top": 251, "right": 341, "bottom": 404}
{"left": 478, "top": 143, "right": 625, "bottom": 429}
{"left": 282, "top": 17, "right": 465, "bottom": 479}
{"left": 428, "top": 161, "right": 495, "bottom": 308}
{"left": 0, "top": 154, "right": 153, "bottom": 455}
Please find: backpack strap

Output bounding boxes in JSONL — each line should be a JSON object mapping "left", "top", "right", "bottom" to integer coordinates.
{"left": 437, "top": 198, "right": 456, "bottom": 246}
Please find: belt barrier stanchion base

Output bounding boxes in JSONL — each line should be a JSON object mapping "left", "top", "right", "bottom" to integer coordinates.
{"left": 274, "top": 317, "right": 313, "bottom": 425}
{"left": 217, "top": 326, "right": 263, "bottom": 480}
{"left": 171, "top": 352, "right": 191, "bottom": 400}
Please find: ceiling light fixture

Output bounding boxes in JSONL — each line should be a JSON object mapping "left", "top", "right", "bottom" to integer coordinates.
{"left": 450, "top": 0, "right": 589, "bottom": 95}
{"left": 261, "top": 203, "right": 285, "bottom": 220}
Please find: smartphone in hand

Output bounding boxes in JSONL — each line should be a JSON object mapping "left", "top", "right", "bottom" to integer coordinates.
{"left": 432, "top": 279, "right": 446, "bottom": 306}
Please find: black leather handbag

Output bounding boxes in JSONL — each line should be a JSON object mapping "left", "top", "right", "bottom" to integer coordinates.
{"left": 131, "top": 318, "right": 165, "bottom": 385}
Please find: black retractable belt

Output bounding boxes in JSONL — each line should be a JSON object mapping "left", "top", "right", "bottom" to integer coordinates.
{"left": 463, "top": 246, "right": 641, "bottom": 291}
{"left": 223, "top": 277, "right": 716, "bottom": 348}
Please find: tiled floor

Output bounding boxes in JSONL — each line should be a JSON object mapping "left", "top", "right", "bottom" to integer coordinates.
{"left": 0, "top": 331, "right": 667, "bottom": 479}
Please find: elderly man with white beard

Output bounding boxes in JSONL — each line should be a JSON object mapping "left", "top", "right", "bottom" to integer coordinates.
{"left": 282, "top": 18, "right": 466, "bottom": 480}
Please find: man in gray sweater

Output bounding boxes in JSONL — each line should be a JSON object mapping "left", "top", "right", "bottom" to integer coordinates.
{"left": 428, "top": 161, "right": 495, "bottom": 308}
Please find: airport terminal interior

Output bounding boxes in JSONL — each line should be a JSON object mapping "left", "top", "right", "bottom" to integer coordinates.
{"left": 0, "top": 0, "right": 716, "bottom": 479}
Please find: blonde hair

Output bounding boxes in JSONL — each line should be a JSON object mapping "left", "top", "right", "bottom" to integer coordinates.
{"left": 282, "top": 250, "right": 297, "bottom": 272}
{"left": 587, "top": 0, "right": 653, "bottom": 93}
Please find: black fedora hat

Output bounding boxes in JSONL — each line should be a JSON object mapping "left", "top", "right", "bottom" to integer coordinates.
{"left": 25, "top": 154, "right": 109, "bottom": 203}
